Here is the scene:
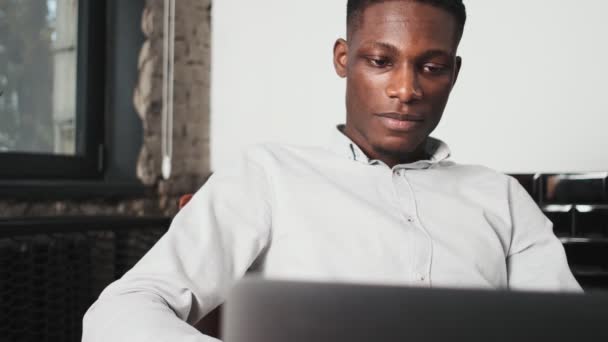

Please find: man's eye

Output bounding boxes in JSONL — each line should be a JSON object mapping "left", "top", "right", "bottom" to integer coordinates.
{"left": 368, "top": 57, "right": 391, "bottom": 68}
{"left": 422, "top": 64, "right": 448, "bottom": 74}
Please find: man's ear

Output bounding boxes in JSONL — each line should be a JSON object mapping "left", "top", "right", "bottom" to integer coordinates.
{"left": 333, "top": 38, "right": 348, "bottom": 78}
{"left": 452, "top": 56, "right": 462, "bottom": 86}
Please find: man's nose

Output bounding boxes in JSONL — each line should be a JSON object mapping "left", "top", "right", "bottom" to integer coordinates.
{"left": 385, "top": 65, "right": 423, "bottom": 103}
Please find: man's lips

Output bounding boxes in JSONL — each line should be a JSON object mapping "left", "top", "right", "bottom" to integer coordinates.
{"left": 375, "top": 112, "right": 425, "bottom": 131}
{"left": 376, "top": 112, "right": 425, "bottom": 121}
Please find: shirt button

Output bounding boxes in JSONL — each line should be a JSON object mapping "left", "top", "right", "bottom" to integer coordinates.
{"left": 415, "top": 273, "right": 426, "bottom": 281}
{"left": 407, "top": 217, "right": 414, "bottom": 223}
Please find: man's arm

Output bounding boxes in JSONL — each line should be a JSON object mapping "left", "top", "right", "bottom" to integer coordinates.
{"left": 82, "top": 149, "right": 273, "bottom": 341}
{"left": 506, "top": 177, "right": 581, "bottom": 292}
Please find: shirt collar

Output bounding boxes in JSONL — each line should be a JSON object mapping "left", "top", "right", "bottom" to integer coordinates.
{"left": 329, "top": 124, "right": 451, "bottom": 169}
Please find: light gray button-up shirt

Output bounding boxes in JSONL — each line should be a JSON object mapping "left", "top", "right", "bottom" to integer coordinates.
{"left": 83, "top": 126, "right": 581, "bottom": 342}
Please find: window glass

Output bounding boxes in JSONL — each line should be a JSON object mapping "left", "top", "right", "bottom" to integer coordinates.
{"left": 0, "top": 0, "right": 78, "bottom": 155}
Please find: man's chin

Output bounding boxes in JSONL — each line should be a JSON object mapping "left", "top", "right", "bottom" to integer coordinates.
{"left": 375, "top": 137, "right": 425, "bottom": 155}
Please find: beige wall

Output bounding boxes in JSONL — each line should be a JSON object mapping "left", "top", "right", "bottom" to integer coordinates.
{"left": 211, "top": 0, "right": 608, "bottom": 173}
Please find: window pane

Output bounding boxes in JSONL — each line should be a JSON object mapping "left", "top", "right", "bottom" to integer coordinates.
{"left": 0, "top": 0, "right": 78, "bottom": 155}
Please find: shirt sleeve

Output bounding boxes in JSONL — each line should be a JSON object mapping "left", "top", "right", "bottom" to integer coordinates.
{"left": 82, "top": 148, "right": 273, "bottom": 342}
{"left": 506, "top": 176, "right": 582, "bottom": 292}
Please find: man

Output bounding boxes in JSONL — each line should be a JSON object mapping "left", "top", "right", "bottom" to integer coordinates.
{"left": 82, "top": 1, "right": 581, "bottom": 341}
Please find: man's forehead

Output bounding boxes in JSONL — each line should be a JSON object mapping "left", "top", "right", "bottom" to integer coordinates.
{"left": 352, "top": 1, "right": 459, "bottom": 49}
{"left": 360, "top": 1, "right": 455, "bottom": 29}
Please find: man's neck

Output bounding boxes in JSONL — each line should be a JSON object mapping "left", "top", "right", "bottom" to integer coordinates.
{"left": 340, "top": 125, "right": 428, "bottom": 168}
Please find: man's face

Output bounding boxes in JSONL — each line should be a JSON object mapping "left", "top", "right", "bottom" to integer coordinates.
{"left": 334, "top": 1, "right": 461, "bottom": 164}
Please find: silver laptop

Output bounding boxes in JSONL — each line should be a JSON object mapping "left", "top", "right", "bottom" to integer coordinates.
{"left": 223, "top": 278, "right": 608, "bottom": 342}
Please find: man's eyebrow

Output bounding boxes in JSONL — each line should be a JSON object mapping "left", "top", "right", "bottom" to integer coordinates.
{"left": 359, "top": 42, "right": 455, "bottom": 59}
{"left": 360, "top": 41, "right": 400, "bottom": 55}
{"left": 419, "top": 49, "right": 455, "bottom": 60}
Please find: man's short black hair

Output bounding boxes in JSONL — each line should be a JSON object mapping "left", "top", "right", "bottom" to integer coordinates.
{"left": 347, "top": 0, "right": 466, "bottom": 40}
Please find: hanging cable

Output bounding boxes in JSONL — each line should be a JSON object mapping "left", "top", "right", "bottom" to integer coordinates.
{"left": 161, "top": 0, "right": 175, "bottom": 180}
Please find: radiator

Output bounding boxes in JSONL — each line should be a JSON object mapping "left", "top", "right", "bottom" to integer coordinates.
{"left": 0, "top": 217, "right": 170, "bottom": 342}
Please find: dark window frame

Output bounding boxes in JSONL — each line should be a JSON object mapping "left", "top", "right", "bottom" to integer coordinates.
{"left": 0, "top": 0, "right": 105, "bottom": 179}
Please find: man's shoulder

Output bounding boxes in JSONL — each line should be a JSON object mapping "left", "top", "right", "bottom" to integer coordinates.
{"left": 209, "top": 142, "right": 329, "bottom": 189}
{"left": 240, "top": 141, "right": 334, "bottom": 165}
{"left": 439, "top": 161, "right": 515, "bottom": 186}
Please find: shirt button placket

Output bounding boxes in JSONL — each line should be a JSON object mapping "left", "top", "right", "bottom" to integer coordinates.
{"left": 394, "top": 168, "right": 423, "bottom": 284}
{"left": 394, "top": 167, "right": 432, "bottom": 287}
